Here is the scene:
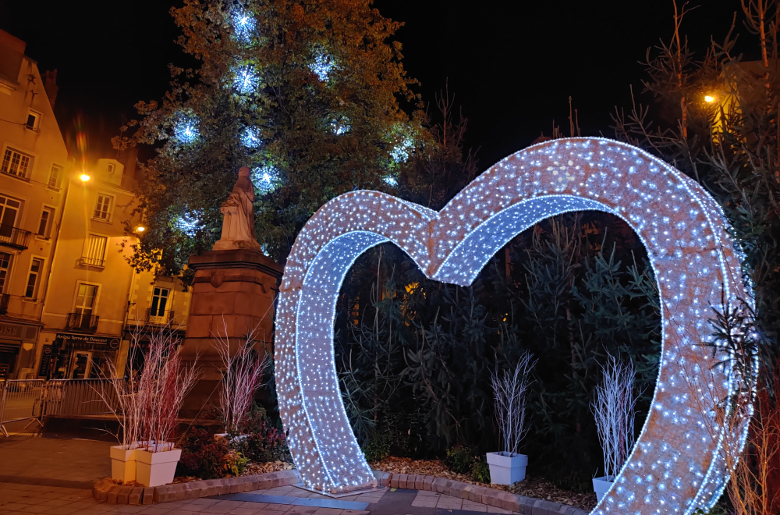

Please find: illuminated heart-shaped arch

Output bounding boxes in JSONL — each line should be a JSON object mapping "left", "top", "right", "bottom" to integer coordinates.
{"left": 275, "top": 137, "right": 748, "bottom": 513}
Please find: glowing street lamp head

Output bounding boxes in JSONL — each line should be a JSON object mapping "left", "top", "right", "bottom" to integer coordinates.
{"left": 135, "top": 225, "right": 146, "bottom": 234}
{"left": 704, "top": 94, "right": 716, "bottom": 103}
{"left": 80, "top": 173, "right": 91, "bottom": 182}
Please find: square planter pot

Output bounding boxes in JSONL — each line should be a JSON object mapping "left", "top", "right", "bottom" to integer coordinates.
{"left": 486, "top": 452, "right": 528, "bottom": 485}
{"left": 135, "top": 445, "right": 182, "bottom": 487}
{"left": 592, "top": 476, "right": 614, "bottom": 502}
{"left": 109, "top": 444, "right": 138, "bottom": 483}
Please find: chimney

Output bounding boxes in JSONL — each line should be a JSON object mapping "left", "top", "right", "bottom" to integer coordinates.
{"left": 43, "top": 69, "right": 59, "bottom": 107}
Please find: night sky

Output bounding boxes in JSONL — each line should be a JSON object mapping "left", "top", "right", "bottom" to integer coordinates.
{"left": 1, "top": 0, "right": 744, "bottom": 168}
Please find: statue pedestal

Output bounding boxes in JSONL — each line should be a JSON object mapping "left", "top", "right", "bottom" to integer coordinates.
{"left": 180, "top": 249, "right": 283, "bottom": 418}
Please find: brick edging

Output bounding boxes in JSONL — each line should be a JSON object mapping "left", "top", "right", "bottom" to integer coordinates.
{"left": 374, "top": 471, "right": 589, "bottom": 515}
{"left": 93, "top": 470, "right": 300, "bottom": 505}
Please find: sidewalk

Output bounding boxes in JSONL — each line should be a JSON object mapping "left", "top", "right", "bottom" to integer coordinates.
{"left": 0, "top": 436, "right": 514, "bottom": 514}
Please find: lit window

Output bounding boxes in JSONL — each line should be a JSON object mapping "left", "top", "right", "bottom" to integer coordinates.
{"left": 107, "top": 163, "right": 115, "bottom": 174}
{"left": 48, "top": 164, "right": 63, "bottom": 190}
{"left": 38, "top": 207, "right": 54, "bottom": 238}
{"left": 81, "top": 234, "right": 107, "bottom": 267}
{"left": 1, "top": 147, "right": 33, "bottom": 179}
{"left": 93, "top": 194, "right": 114, "bottom": 222}
{"left": 25, "top": 258, "right": 43, "bottom": 299}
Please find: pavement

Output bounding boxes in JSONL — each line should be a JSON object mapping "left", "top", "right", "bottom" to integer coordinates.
{"left": 0, "top": 435, "right": 515, "bottom": 515}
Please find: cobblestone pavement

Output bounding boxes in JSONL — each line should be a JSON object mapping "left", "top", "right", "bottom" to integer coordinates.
{"left": 0, "top": 482, "right": 515, "bottom": 515}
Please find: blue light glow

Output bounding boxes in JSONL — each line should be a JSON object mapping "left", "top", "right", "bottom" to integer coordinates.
{"left": 174, "top": 117, "right": 199, "bottom": 144}
{"left": 252, "top": 165, "right": 280, "bottom": 194}
{"left": 310, "top": 53, "right": 334, "bottom": 81}
{"left": 234, "top": 65, "right": 259, "bottom": 94}
{"left": 174, "top": 211, "right": 202, "bottom": 236}
{"left": 383, "top": 175, "right": 398, "bottom": 187}
{"left": 331, "top": 119, "right": 350, "bottom": 136}
{"left": 232, "top": 10, "right": 255, "bottom": 43}
{"left": 242, "top": 127, "right": 262, "bottom": 148}
{"left": 390, "top": 135, "right": 414, "bottom": 163}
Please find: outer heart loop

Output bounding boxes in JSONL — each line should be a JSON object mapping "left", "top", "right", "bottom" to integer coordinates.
{"left": 275, "top": 137, "right": 749, "bottom": 514}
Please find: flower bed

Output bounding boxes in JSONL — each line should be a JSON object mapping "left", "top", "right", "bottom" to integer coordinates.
{"left": 370, "top": 456, "right": 596, "bottom": 512}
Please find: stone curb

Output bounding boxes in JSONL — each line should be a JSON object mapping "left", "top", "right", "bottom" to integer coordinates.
{"left": 374, "top": 471, "right": 589, "bottom": 515}
{"left": 93, "top": 469, "right": 300, "bottom": 505}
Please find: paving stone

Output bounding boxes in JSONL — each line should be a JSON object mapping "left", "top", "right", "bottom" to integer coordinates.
{"left": 399, "top": 473, "right": 409, "bottom": 489}
{"left": 107, "top": 485, "right": 122, "bottom": 504}
{"left": 142, "top": 487, "right": 154, "bottom": 505}
{"left": 423, "top": 476, "right": 434, "bottom": 491}
{"left": 431, "top": 477, "right": 449, "bottom": 494}
{"left": 128, "top": 487, "right": 143, "bottom": 505}
{"left": 449, "top": 481, "right": 467, "bottom": 499}
{"left": 389, "top": 474, "right": 399, "bottom": 489}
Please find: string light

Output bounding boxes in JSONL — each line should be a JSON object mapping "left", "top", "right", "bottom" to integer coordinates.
{"left": 274, "top": 137, "right": 752, "bottom": 510}
{"left": 383, "top": 175, "right": 398, "bottom": 187}
{"left": 251, "top": 165, "right": 280, "bottom": 194}
{"left": 390, "top": 134, "right": 414, "bottom": 163}
{"left": 234, "top": 65, "right": 259, "bottom": 94}
{"left": 310, "top": 52, "right": 334, "bottom": 82}
{"left": 173, "top": 116, "right": 199, "bottom": 144}
{"left": 174, "top": 211, "right": 202, "bottom": 236}
{"left": 232, "top": 9, "right": 255, "bottom": 43}
{"left": 331, "top": 119, "right": 350, "bottom": 136}
{"left": 242, "top": 127, "right": 262, "bottom": 148}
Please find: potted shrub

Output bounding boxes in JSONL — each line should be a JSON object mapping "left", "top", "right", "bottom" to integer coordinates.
{"left": 96, "top": 336, "right": 145, "bottom": 482}
{"left": 487, "top": 351, "right": 536, "bottom": 485}
{"left": 591, "top": 354, "right": 638, "bottom": 502}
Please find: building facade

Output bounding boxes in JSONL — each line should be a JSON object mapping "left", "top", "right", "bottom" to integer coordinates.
{"left": 1, "top": 29, "right": 193, "bottom": 381}
{"left": 0, "top": 30, "right": 70, "bottom": 379}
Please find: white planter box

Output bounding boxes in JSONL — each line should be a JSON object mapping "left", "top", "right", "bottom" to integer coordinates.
{"left": 592, "top": 476, "right": 614, "bottom": 502}
{"left": 135, "top": 445, "right": 182, "bottom": 487}
{"left": 486, "top": 452, "right": 528, "bottom": 485}
{"left": 109, "top": 444, "right": 138, "bottom": 483}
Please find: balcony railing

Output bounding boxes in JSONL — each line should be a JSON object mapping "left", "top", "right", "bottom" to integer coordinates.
{"left": 145, "top": 308, "right": 175, "bottom": 326}
{"left": 0, "top": 294, "right": 8, "bottom": 315}
{"left": 0, "top": 225, "right": 31, "bottom": 250}
{"left": 78, "top": 256, "right": 105, "bottom": 268}
{"left": 65, "top": 313, "right": 99, "bottom": 333}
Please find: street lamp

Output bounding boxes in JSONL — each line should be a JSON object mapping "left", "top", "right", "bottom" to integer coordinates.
{"left": 134, "top": 225, "right": 146, "bottom": 234}
{"left": 80, "top": 173, "right": 91, "bottom": 182}
{"left": 704, "top": 95, "right": 716, "bottom": 103}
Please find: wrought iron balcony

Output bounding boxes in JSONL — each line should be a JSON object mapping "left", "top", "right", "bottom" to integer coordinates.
{"left": 65, "top": 313, "right": 99, "bottom": 333}
{"left": 78, "top": 256, "right": 105, "bottom": 268}
{"left": 145, "top": 308, "right": 175, "bottom": 326}
{"left": 0, "top": 293, "right": 8, "bottom": 315}
{"left": 0, "top": 225, "right": 32, "bottom": 250}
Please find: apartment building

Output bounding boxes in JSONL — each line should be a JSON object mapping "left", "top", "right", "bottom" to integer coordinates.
{"left": 0, "top": 29, "right": 70, "bottom": 379}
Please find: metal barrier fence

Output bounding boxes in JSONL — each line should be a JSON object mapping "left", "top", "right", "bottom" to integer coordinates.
{"left": 0, "top": 378, "right": 124, "bottom": 437}
{"left": 0, "top": 379, "right": 45, "bottom": 436}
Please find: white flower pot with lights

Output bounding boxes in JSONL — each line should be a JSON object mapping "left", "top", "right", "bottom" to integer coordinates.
{"left": 486, "top": 451, "right": 527, "bottom": 485}
{"left": 135, "top": 443, "right": 181, "bottom": 487}
{"left": 592, "top": 475, "right": 613, "bottom": 502}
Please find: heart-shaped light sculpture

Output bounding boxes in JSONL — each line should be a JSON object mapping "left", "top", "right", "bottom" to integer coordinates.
{"left": 275, "top": 138, "right": 750, "bottom": 513}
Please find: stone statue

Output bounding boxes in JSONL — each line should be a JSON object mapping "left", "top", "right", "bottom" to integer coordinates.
{"left": 213, "top": 166, "right": 261, "bottom": 251}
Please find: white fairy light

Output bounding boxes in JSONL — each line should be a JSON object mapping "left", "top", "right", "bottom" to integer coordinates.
{"left": 173, "top": 116, "right": 199, "bottom": 144}
{"left": 233, "top": 65, "right": 259, "bottom": 94}
{"left": 274, "top": 137, "right": 753, "bottom": 510}
{"left": 390, "top": 135, "right": 414, "bottom": 163}
{"left": 310, "top": 52, "right": 334, "bottom": 81}
{"left": 232, "top": 9, "right": 255, "bottom": 43}
{"left": 174, "top": 211, "right": 202, "bottom": 236}
{"left": 382, "top": 175, "right": 398, "bottom": 187}
{"left": 251, "top": 165, "right": 279, "bottom": 194}
{"left": 331, "top": 119, "right": 350, "bottom": 136}
{"left": 242, "top": 127, "right": 262, "bottom": 148}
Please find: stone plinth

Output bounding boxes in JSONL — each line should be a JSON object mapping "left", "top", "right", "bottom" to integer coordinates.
{"left": 180, "top": 249, "right": 283, "bottom": 417}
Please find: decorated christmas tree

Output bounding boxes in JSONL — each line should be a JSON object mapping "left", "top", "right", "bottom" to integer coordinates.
{"left": 116, "top": 0, "right": 421, "bottom": 275}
